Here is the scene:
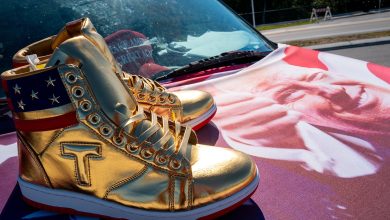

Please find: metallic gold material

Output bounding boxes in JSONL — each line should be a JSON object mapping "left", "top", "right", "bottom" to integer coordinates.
{"left": 2, "top": 19, "right": 257, "bottom": 214}
{"left": 192, "top": 145, "right": 257, "bottom": 207}
{"left": 173, "top": 90, "right": 214, "bottom": 122}
{"left": 13, "top": 36, "right": 55, "bottom": 67}
{"left": 12, "top": 18, "right": 215, "bottom": 125}
{"left": 17, "top": 136, "right": 51, "bottom": 187}
{"left": 125, "top": 74, "right": 214, "bottom": 123}
{"left": 61, "top": 142, "right": 102, "bottom": 186}
{"left": 20, "top": 129, "right": 63, "bottom": 154}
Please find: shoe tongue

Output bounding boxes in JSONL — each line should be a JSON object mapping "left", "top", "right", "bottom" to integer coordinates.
{"left": 52, "top": 18, "right": 121, "bottom": 72}
{"left": 46, "top": 22, "right": 138, "bottom": 125}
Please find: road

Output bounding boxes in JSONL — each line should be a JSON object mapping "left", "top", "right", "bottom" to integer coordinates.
{"left": 262, "top": 11, "right": 390, "bottom": 42}
{"left": 323, "top": 42, "right": 390, "bottom": 67}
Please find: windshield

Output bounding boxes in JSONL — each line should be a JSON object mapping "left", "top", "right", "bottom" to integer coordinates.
{"left": 0, "top": 0, "right": 273, "bottom": 88}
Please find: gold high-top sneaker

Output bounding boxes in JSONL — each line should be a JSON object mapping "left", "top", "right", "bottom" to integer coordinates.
{"left": 12, "top": 18, "right": 216, "bottom": 130}
{"left": 2, "top": 19, "right": 259, "bottom": 220}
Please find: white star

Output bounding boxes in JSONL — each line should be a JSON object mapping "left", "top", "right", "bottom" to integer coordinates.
{"left": 49, "top": 94, "right": 60, "bottom": 104}
{"left": 46, "top": 77, "right": 56, "bottom": 87}
{"left": 31, "top": 90, "right": 39, "bottom": 100}
{"left": 17, "top": 100, "right": 25, "bottom": 110}
{"left": 13, "top": 84, "right": 21, "bottom": 94}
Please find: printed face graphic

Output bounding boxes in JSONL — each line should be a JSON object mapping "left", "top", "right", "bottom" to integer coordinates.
{"left": 194, "top": 59, "right": 389, "bottom": 178}
{"left": 255, "top": 71, "right": 390, "bottom": 137}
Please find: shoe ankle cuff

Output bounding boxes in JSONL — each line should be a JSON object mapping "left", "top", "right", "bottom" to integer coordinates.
{"left": 1, "top": 66, "right": 78, "bottom": 132}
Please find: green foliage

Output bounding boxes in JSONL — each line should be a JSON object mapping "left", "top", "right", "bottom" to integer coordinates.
{"left": 222, "top": 0, "right": 251, "bottom": 13}
{"left": 312, "top": 0, "right": 333, "bottom": 8}
{"left": 221, "top": 0, "right": 389, "bottom": 14}
{"left": 292, "top": 0, "right": 313, "bottom": 8}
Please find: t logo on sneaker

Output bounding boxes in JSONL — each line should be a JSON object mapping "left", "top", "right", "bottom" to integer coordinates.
{"left": 61, "top": 143, "right": 102, "bottom": 186}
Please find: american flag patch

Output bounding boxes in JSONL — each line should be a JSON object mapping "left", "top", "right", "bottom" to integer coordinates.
{"left": 2, "top": 68, "right": 78, "bottom": 131}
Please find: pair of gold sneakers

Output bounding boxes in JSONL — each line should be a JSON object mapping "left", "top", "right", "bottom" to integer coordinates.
{"left": 1, "top": 18, "right": 259, "bottom": 219}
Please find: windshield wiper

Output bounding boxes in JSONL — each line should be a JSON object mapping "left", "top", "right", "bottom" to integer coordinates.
{"left": 153, "top": 50, "right": 269, "bottom": 81}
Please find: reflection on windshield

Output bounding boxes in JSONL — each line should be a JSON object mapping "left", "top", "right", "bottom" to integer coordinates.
{"left": 0, "top": 0, "right": 272, "bottom": 78}
{"left": 168, "top": 31, "right": 263, "bottom": 57}
{"left": 55, "top": 0, "right": 273, "bottom": 76}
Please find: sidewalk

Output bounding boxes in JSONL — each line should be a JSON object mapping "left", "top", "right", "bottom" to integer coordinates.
{"left": 262, "top": 10, "right": 390, "bottom": 42}
{"left": 307, "top": 36, "right": 390, "bottom": 50}
{"left": 262, "top": 9, "right": 390, "bottom": 35}
{"left": 263, "top": 16, "right": 390, "bottom": 35}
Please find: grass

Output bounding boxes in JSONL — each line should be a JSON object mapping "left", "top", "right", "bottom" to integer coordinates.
{"left": 285, "top": 30, "right": 390, "bottom": 47}
{"left": 256, "top": 20, "right": 313, "bottom": 31}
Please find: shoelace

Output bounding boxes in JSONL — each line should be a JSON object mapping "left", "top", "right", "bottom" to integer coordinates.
{"left": 116, "top": 105, "right": 191, "bottom": 169}
{"left": 127, "top": 74, "right": 176, "bottom": 104}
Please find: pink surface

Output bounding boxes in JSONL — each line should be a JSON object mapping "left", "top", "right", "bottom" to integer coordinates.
{"left": 1, "top": 45, "right": 390, "bottom": 219}
{"left": 0, "top": 133, "right": 18, "bottom": 211}
{"left": 165, "top": 45, "right": 390, "bottom": 219}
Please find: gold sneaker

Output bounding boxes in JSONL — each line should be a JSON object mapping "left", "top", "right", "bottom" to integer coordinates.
{"left": 2, "top": 19, "right": 258, "bottom": 219}
{"left": 12, "top": 18, "right": 216, "bottom": 130}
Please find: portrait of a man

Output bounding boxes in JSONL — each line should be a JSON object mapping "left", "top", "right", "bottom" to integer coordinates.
{"left": 176, "top": 46, "right": 390, "bottom": 178}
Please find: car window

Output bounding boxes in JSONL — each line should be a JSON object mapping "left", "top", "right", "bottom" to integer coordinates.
{"left": 0, "top": 0, "right": 273, "bottom": 96}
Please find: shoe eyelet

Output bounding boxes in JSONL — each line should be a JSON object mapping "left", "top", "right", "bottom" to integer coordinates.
{"left": 80, "top": 100, "right": 92, "bottom": 112}
{"left": 140, "top": 148, "right": 154, "bottom": 159}
{"left": 126, "top": 143, "right": 139, "bottom": 153}
{"left": 159, "top": 97, "right": 166, "bottom": 103}
{"left": 72, "top": 86, "right": 85, "bottom": 98}
{"left": 100, "top": 125, "right": 112, "bottom": 136}
{"left": 154, "top": 152, "right": 168, "bottom": 165}
{"left": 168, "top": 97, "right": 176, "bottom": 104}
{"left": 113, "top": 135, "right": 126, "bottom": 148}
{"left": 137, "top": 93, "right": 145, "bottom": 100}
{"left": 169, "top": 158, "right": 182, "bottom": 170}
{"left": 148, "top": 96, "right": 156, "bottom": 102}
{"left": 66, "top": 73, "right": 77, "bottom": 84}
{"left": 88, "top": 113, "right": 101, "bottom": 125}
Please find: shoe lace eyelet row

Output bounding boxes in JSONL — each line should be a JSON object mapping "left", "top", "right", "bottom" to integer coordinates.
{"left": 130, "top": 75, "right": 177, "bottom": 105}
{"left": 62, "top": 67, "right": 189, "bottom": 173}
{"left": 115, "top": 110, "right": 190, "bottom": 172}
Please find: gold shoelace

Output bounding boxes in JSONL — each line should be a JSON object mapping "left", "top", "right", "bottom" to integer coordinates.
{"left": 116, "top": 105, "right": 191, "bottom": 170}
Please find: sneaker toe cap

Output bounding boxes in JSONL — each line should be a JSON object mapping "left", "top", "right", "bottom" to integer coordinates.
{"left": 191, "top": 145, "right": 258, "bottom": 208}
{"left": 172, "top": 90, "right": 214, "bottom": 123}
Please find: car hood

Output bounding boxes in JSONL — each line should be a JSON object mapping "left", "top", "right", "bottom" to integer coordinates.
{"left": 163, "top": 44, "right": 390, "bottom": 218}
{"left": 1, "top": 45, "right": 390, "bottom": 219}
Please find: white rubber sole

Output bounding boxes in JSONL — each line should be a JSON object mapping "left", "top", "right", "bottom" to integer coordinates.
{"left": 18, "top": 169, "right": 259, "bottom": 220}
{"left": 183, "top": 104, "right": 217, "bottom": 130}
